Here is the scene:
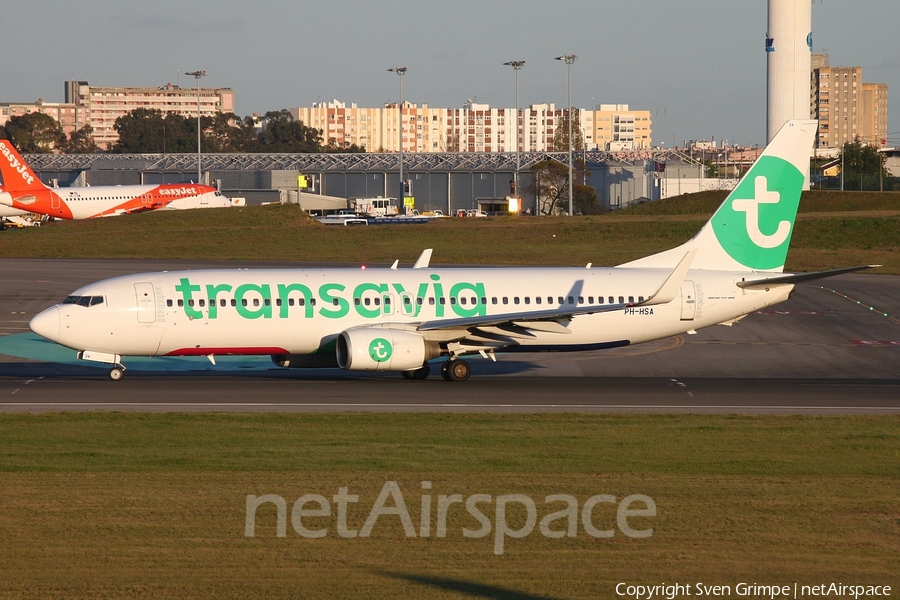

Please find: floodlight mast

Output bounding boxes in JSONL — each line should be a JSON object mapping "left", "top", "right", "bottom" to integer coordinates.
{"left": 503, "top": 60, "right": 525, "bottom": 211}
{"left": 185, "top": 70, "right": 207, "bottom": 184}
{"left": 388, "top": 67, "right": 408, "bottom": 205}
{"left": 554, "top": 55, "right": 577, "bottom": 215}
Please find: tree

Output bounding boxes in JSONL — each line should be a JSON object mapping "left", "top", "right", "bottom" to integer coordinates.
{"left": 527, "top": 158, "right": 598, "bottom": 215}
{"left": 111, "top": 108, "right": 168, "bottom": 153}
{"left": 551, "top": 111, "right": 585, "bottom": 152}
{"left": 257, "top": 110, "right": 323, "bottom": 152}
{"left": 841, "top": 140, "right": 886, "bottom": 176}
{"left": 61, "top": 125, "right": 99, "bottom": 154}
{"left": 3, "top": 113, "right": 66, "bottom": 152}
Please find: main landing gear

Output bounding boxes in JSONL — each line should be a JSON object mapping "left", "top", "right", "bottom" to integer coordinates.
{"left": 440, "top": 358, "right": 471, "bottom": 382}
{"left": 401, "top": 358, "right": 471, "bottom": 382}
{"left": 108, "top": 367, "right": 125, "bottom": 381}
{"left": 401, "top": 362, "right": 431, "bottom": 380}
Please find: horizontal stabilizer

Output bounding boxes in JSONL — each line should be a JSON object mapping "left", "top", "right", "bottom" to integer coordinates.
{"left": 736, "top": 265, "right": 879, "bottom": 289}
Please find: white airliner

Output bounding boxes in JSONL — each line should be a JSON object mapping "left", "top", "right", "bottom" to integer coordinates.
{"left": 0, "top": 140, "right": 235, "bottom": 219}
{"left": 28, "top": 120, "right": 873, "bottom": 381}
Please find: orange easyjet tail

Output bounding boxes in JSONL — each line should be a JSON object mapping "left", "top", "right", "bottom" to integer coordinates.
{"left": 0, "top": 140, "right": 48, "bottom": 192}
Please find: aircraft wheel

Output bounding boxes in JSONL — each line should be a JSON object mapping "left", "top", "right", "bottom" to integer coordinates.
{"left": 446, "top": 359, "right": 471, "bottom": 382}
{"left": 401, "top": 370, "right": 414, "bottom": 380}
{"left": 410, "top": 362, "right": 430, "bottom": 380}
{"left": 440, "top": 360, "right": 452, "bottom": 381}
{"left": 108, "top": 367, "right": 124, "bottom": 381}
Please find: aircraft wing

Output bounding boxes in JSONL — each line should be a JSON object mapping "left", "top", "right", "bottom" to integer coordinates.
{"left": 417, "top": 249, "right": 696, "bottom": 334}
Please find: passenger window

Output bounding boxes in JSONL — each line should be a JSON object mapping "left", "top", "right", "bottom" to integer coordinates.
{"left": 492, "top": 297, "right": 498, "bottom": 305}
{"left": 460, "top": 297, "right": 467, "bottom": 305}
{"left": 416, "top": 297, "right": 423, "bottom": 306}
{"left": 199, "top": 299, "right": 205, "bottom": 307}
{"left": 166, "top": 299, "right": 173, "bottom": 307}
{"left": 289, "top": 298, "right": 296, "bottom": 306}
{"left": 429, "top": 297, "right": 435, "bottom": 306}
{"left": 471, "top": 297, "right": 477, "bottom": 305}
{"left": 599, "top": 297, "right": 605, "bottom": 304}
{"left": 364, "top": 298, "right": 371, "bottom": 306}
{"left": 578, "top": 296, "right": 584, "bottom": 304}
{"left": 450, "top": 297, "right": 457, "bottom": 305}
{"left": 374, "top": 298, "right": 381, "bottom": 306}
{"left": 220, "top": 299, "right": 226, "bottom": 307}
{"left": 404, "top": 297, "right": 411, "bottom": 305}
{"left": 276, "top": 299, "right": 283, "bottom": 307}
{"left": 480, "top": 297, "right": 486, "bottom": 305}
{"left": 514, "top": 297, "right": 520, "bottom": 305}
{"left": 639, "top": 296, "right": 645, "bottom": 302}
{"left": 333, "top": 299, "right": 340, "bottom": 306}
{"left": 608, "top": 296, "right": 614, "bottom": 304}
{"left": 355, "top": 298, "right": 361, "bottom": 306}
{"left": 242, "top": 299, "right": 248, "bottom": 307}
{"left": 253, "top": 299, "right": 260, "bottom": 307}
{"left": 310, "top": 299, "right": 316, "bottom": 306}
{"left": 502, "top": 297, "right": 508, "bottom": 305}
{"left": 547, "top": 297, "right": 553, "bottom": 304}
{"left": 628, "top": 296, "right": 635, "bottom": 303}
{"left": 264, "top": 299, "right": 271, "bottom": 307}
{"left": 588, "top": 296, "right": 594, "bottom": 304}
{"left": 524, "top": 297, "right": 530, "bottom": 305}
{"left": 535, "top": 297, "right": 542, "bottom": 305}
{"left": 567, "top": 296, "right": 574, "bottom": 304}
{"left": 188, "top": 299, "right": 194, "bottom": 307}
{"left": 439, "top": 298, "right": 446, "bottom": 305}
{"left": 558, "top": 297, "right": 564, "bottom": 304}
{"left": 618, "top": 296, "right": 624, "bottom": 303}
{"left": 231, "top": 299, "right": 237, "bottom": 307}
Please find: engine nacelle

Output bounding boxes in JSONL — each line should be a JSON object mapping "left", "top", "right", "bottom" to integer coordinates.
{"left": 337, "top": 328, "right": 440, "bottom": 371}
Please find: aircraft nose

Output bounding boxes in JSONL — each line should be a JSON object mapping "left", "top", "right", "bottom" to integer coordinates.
{"left": 30, "top": 306, "right": 60, "bottom": 342}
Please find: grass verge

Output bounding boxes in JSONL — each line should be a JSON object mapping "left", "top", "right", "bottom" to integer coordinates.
{"left": 0, "top": 413, "right": 897, "bottom": 599}
{"left": 2, "top": 191, "right": 899, "bottom": 274}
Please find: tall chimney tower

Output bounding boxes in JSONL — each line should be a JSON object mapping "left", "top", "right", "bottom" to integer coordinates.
{"left": 766, "top": 0, "right": 812, "bottom": 143}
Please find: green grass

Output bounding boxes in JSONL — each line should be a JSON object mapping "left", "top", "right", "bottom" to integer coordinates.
{"left": 2, "top": 191, "right": 899, "bottom": 273}
{"left": 0, "top": 413, "right": 897, "bottom": 599}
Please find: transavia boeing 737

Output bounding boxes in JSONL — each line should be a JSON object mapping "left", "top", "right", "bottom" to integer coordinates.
{"left": 28, "top": 120, "right": 877, "bottom": 381}
{"left": 0, "top": 140, "right": 235, "bottom": 219}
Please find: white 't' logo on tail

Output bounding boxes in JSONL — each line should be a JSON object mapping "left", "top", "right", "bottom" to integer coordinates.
{"left": 731, "top": 176, "right": 791, "bottom": 249}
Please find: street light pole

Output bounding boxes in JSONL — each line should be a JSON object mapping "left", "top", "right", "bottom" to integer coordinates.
{"left": 503, "top": 60, "right": 525, "bottom": 210}
{"left": 186, "top": 70, "right": 206, "bottom": 184}
{"left": 388, "top": 67, "right": 408, "bottom": 206}
{"left": 555, "top": 54, "right": 577, "bottom": 215}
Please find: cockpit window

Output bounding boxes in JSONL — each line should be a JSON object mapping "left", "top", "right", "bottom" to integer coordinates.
{"left": 63, "top": 295, "right": 104, "bottom": 307}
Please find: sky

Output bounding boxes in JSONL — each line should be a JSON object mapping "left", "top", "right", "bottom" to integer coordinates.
{"left": 3, "top": 0, "right": 898, "bottom": 147}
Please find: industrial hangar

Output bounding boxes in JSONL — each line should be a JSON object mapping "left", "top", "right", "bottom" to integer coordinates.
{"left": 23, "top": 150, "right": 697, "bottom": 214}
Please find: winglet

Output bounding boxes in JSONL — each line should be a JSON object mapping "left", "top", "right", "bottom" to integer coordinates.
{"left": 643, "top": 248, "right": 697, "bottom": 305}
{"left": 413, "top": 249, "right": 433, "bottom": 269}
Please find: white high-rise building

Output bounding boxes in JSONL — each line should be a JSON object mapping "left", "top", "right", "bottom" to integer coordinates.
{"left": 766, "top": 0, "right": 812, "bottom": 143}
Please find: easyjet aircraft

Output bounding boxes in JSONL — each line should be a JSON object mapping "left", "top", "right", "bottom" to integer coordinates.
{"left": 29, "top": 120, "right": 874, "bottom": 381}
{"left": 0, "top": 140, "right": 234, "bottom": 219}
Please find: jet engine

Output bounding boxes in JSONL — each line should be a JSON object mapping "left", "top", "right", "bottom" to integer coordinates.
{"left": 336, "top": 328, "right": 440, "bottom": 371}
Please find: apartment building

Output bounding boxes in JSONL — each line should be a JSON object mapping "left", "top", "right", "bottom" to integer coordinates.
{"left": 0, "top": 99, "right": 88, "bottom": 141}
{"left": 292, "top": 101, "right": 648, "bottom": 153}
{"left": 810, "top": 54, "right": 888, "bottom": 148}
{"left": 62, "top": 80, "right": 234, "bottom": 150}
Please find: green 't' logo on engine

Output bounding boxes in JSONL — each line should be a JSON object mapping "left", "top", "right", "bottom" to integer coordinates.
{"left": 368, "top": 338, "right": 393, "bottom": 362}
{"left": 711, "top": 156, "right": 804, "bottom": 270}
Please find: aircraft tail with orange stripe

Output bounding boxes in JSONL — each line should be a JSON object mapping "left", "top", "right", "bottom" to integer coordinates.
{"left": 0, "top": 140, "right": 48, "bottom": 193}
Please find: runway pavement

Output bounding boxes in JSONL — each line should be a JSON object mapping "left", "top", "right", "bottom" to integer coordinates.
{"left": 1, "top": 258, "right": 898, "bottom": 414}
